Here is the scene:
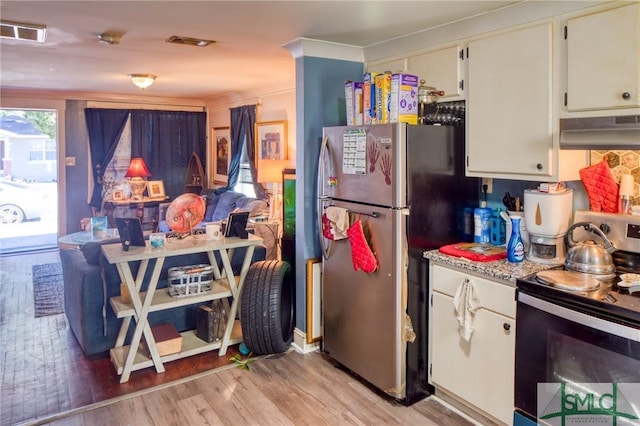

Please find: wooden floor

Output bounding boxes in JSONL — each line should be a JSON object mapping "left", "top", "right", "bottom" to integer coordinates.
{"left": 0, "top": 249, "right": 239, "bottom": 426}
{"left": 43, "top": 351, "right": 475, "bottom": 426}
{"left": 1, "top": 249, "right": 477, "bottom": 426}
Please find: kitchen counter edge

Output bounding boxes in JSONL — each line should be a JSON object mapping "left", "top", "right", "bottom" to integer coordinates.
{"left": 423, "top": 249, "right": 555, "bottom": 284}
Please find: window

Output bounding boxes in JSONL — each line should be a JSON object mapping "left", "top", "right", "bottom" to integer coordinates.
{"left": 28, "top": 139, "right": 56, "bottom": 161}
{"left": 232, "top": 136, "right": 256, "bottom": 198}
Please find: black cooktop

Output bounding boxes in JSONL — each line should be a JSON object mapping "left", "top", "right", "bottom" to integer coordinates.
{"left": 517, "top": 268, "right": 640, "bottom": 328}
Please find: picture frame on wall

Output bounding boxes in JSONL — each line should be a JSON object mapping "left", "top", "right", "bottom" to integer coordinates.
{"left": 212, "top": 126, "right": 231, "bottom": 184}
{"left": 147, "top": 180, "right": 165, "bottom": 198}
{"left": 255, "top": 120, "right": 287, "bottom": 165}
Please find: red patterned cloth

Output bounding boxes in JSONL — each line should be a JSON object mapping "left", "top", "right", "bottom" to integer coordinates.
{"left": 579, "top": 160, "right": 619, "bottom": 213}
{"left": 347, "top": 219, "right": 378, "bottom": 273}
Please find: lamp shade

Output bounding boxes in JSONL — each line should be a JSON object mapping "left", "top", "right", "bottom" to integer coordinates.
{"left": 257, "top": 159, "right": 289, "bottom": 184}
{"left": 125, "top": 157, "right": 151, "bottom": 178}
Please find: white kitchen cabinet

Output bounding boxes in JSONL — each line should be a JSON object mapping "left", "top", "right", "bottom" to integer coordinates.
{"left": 366, "top": 57, "right": 406, "bottom": 74}
{"left": 566, "top": 3, "right": 640, "bottom": 111}
{"left": 430, "top": 264, "right": 515, "bottom": 425}
{"left": 466, "top": 23, "right": 586, "bottom": 181}
{"left": 407, "top": 45, "right": 464, "bottom": 100}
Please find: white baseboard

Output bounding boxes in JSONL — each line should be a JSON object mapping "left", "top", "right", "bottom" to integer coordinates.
{"left": 291, "top": 327, "right": 321, "bottom": 354}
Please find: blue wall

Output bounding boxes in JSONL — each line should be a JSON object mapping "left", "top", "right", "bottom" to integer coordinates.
{"left": 295, "top": 55, "right": 364, "bottom": 333}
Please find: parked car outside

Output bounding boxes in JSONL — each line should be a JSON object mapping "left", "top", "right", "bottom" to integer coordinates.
{"left": 0, "top": 180, "right": 50, "bottom": 224}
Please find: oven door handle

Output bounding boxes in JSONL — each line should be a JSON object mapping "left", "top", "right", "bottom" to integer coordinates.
{"left": 519, "top": 292, "right": 640, "bottom": 342}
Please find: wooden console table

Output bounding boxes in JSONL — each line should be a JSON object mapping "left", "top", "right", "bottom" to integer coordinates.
{"left": 101, "top": 233, "right": 263, "bottom": 383}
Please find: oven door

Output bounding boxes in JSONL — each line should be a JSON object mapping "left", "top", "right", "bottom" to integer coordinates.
{"left": 515, "top": 291, "right": 640, "bottom": 424}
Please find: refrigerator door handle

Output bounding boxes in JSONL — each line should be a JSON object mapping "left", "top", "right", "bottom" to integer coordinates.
{"left": 318, "top": 136, "right": 331, "bottom": 260}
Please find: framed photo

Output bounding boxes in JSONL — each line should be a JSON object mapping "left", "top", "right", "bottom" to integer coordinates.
{"left": 112, "top": 188, "right": 125, "bottom": 201}
{"left": 255, "top": 120, "right": 287, "bottom": 165}
{"left": 212, "top": 126, "right": 230, "bottom": 184}
{"left": 306, "top": 258, "right": 322, "bottom": 344}
{"left": 147, "top": 180, "right": 165, "bottom": 198}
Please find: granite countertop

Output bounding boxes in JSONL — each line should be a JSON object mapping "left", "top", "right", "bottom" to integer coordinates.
{"left": 424, "top": 249, "right": 557, "bottom": 284}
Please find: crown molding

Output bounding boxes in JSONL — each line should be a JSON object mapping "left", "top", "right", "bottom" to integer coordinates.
{"left": 283, "top": 37, "right": 364, "bottom": 63}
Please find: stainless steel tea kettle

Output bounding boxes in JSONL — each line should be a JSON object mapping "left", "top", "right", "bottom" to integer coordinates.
{"left": 564, "top": 222, "right": 617, "bottom": 275}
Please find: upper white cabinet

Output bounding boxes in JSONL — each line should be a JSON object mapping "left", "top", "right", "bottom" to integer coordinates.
{"left": 466, "top": 22, "right": 586, "bottom": 181}
{"left": 366, "top": 57, "right": 406, "bottom": 74}
{"left": 407, "top": 45, "right": 464, "bottom": 100}
{"left": 466, "top": 23, "right": 558, "bottom": 180}
{"left": 566, "top": 3, "right": 640, "bottom": 111}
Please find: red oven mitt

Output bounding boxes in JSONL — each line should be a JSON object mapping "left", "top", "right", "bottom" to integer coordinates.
{"left": 347, "top": 219, "right": 378, "bottom": 273}
{"left": 579, "top": 160, "right": 619, "bottom": 213}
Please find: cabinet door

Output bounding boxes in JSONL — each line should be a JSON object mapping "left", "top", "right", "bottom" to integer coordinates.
{"left": 567, "top": 4, "right": 640, "bottom": 111}
{"left": 467, "top": 23, "right": 553, "bottom": 179}
{"left": 431, "top": 291, "right": 515, "bottom": 425}
{"left": 408, "top": 45, "right": 463, "bottom": 99}
{"left": 366, "top": 57, "right": 406, "bottom": 74}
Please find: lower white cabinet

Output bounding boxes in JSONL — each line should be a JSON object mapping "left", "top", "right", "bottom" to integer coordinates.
{"left": 430, "top": 264, "right": 515, "bottom": 425}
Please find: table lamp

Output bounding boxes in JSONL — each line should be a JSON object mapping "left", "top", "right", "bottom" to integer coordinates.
{"left": 125, "top": 157, "right": 151, "bottom": 200}
{"left": 257, "top": 159, "right": 289, "bottom": 220}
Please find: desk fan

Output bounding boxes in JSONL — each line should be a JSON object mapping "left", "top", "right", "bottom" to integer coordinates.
{"left": 165, "top": 193, "right": 206, "bottom": 236}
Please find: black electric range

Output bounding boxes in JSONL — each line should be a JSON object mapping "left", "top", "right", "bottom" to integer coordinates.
{"left": 516, "top": 211, "right": 640, "bottom": 328}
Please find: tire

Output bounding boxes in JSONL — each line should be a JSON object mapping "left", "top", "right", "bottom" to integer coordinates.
{"left": 241, "top": 260, "right": 294, "bottom": 354}
{"left": 0, "top": 204, "right": 25, "bottom": 224}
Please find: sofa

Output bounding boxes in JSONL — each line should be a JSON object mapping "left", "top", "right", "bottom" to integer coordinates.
{"left": 61, "top": 190, "right": 268, "bottom": 357}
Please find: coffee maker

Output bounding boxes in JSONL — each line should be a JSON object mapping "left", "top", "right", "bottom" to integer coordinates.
{"left": 523, "top": 188, "right": 573, "bottom": 264}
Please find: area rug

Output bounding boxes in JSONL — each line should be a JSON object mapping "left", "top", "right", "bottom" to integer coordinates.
{"left": 32, "top": 262, "right": 64, "bottom": 317}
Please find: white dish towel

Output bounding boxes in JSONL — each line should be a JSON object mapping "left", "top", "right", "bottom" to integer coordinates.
{"left": 453, "top": 277, "right": 481, "bottom": 342}
{"left": 325, "top": 206, "right": 350, "bottom": 240}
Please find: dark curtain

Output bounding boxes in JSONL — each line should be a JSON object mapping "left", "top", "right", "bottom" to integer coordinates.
{"left": 130, "top": 110, "right": 206, "bottom": 198}
{"left": 85, "top": 108, "right": 129, "bottom": 209}
{"left": 228, "top": 105, "right": 267, "bottom": 199}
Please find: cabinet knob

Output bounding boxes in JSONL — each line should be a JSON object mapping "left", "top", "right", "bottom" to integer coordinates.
{"left": 622, "top": 92, "right": 631, "bottom": 100}
{"left": 536, "top": 163, "right": 543, "bottom": 171}
{"left": 503, "top": 323, "right": 511, "bottom": 331}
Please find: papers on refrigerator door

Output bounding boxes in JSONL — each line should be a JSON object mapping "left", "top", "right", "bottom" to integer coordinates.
{"left": 342, "top": 129, "right": 367, "bottom": 175}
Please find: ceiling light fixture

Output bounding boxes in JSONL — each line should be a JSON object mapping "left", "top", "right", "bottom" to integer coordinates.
{"left": 128, "top": 74, "right": 156, "bottom": 89}
{"left": 166, "top": 35, "right": 216, "bottom": 47}
{"left": 98, "top": 33, "right": 121, "bottom": 45}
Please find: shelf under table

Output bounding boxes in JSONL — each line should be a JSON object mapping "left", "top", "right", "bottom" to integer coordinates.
{"left": 109, "top": 320, "right": 243, "bottom": 376}
{"left": 110, "top": 278, "right": 233, "bottom": 318}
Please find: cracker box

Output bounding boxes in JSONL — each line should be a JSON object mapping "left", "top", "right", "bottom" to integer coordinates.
{"left": 344, "top": 81, "right": 363, "bottom": 126}
{"left": 389, "top": 73, "right": 419, "bottom": 124}
{"left": 354, "top": 82, "right": 363, "bottom": 125}
{"left": 375, "top": 72, "right": 392, "bottom": 124}
{"left": 363, "top": 72, "right": 378, "bottom": 125}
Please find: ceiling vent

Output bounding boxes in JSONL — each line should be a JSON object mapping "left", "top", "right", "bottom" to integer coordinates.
{"left": 0, "top": 20, "right": 46, "bottom": 43}
{"left": 166, "top": 35, "right": 215, "bottom": 47}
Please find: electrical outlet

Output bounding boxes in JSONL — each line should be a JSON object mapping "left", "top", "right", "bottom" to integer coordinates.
{"left": 482, "top": 177, "right": 493, "bottom": 194}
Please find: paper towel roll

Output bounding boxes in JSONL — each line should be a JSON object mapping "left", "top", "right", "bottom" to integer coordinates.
{"left": 620, "top": 174, "right": 635, "bottom": 197}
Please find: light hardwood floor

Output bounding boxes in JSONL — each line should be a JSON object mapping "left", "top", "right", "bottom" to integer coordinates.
{"left": 39, "top": 350, "right": 476, "bottom": 426}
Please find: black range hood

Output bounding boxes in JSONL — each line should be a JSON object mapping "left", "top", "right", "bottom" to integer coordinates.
{"left": 560, "top": 115, "right": 640, "bottom": 150}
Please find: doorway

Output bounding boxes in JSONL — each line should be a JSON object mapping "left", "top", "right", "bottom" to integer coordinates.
{"left": 0, "top": 109, "right": 59, "bottom": 255}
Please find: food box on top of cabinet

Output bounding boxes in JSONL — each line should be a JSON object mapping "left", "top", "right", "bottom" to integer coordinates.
{"left": 344, "top": 81, "right": 363, "bottom": 126}
{"left": 375, "top": 72, "right": 392, "bottom": 124}
{"left": 390, "top": 73, "right": 419, "bottom": 124}
{"left": 363, "top": 72, "right": 378, "bottom": 125}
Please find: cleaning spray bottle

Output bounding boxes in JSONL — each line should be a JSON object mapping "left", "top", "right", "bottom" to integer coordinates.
{"left": 474, "top": 184, "right": 492, "bottom": 244}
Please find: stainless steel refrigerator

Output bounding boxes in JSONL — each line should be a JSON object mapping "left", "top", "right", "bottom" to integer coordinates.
{"left": 317, "top": 122, "right": 478, "bottom": 404}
